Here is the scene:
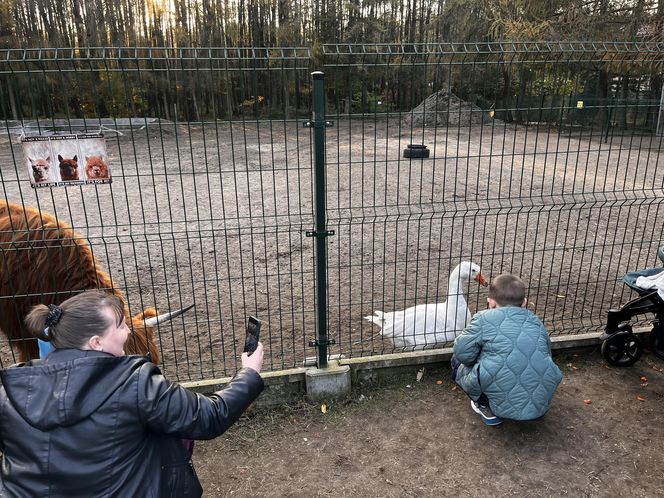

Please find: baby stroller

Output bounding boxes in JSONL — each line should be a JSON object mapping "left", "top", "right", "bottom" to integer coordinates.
{"left": 601, "top": 245, "right": 664, "bottom": 366}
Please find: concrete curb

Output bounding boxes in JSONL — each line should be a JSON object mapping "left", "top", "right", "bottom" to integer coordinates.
{"left": 181, "top": 329, "right": 649, "bottom": 406}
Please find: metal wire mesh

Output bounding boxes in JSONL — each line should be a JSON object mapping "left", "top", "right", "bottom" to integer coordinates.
{"left": 0, "top": 42, "right": 662, "bottom": 380}
{"left": 322, "top": 42, "right": 664, "bottom": 358}
{"left": 0, "top": 47, "right": 315, "bottom": 380}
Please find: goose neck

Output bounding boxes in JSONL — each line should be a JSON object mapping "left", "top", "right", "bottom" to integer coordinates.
{"left": 448, "top": 268, "right": 465, "bottom": 296}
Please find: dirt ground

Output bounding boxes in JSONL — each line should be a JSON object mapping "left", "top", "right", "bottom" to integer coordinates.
{"left": 194, "top": 349, "right": 664, "bottom": 497}
{"left": 1, "top": 118, "right": 663, "bottom": 379}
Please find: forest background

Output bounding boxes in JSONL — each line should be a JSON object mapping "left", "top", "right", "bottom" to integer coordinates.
{"left": 1, "top": 1, "right": 663, "bottom": 129}
{"left": 3, "top": 0, "right": 664, "bottom": 49}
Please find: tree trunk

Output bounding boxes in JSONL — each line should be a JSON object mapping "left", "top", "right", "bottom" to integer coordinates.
{"left": 648, "top": 74, "right": 662, "bottom": 131}
{"left": 502, "top": 66, "right": 513, "bottom": 123}
{"left": 516, "top": 67, "right": 529, "bottom": 124}
{"left": 619, "top": 75, "right": 629, "bottom": 130}
{"left": 597, "top": 69, "right": 609, "bottom": 130}
{"left": 71, "top": 0, "right": 86, "bottom": 48}
{"left": 6, "top": 77, "right": 19, "bottom": 121}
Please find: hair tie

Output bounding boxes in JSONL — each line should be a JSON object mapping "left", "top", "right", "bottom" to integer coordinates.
{"left": 45, "top": 304, "right": 63, "bottom": 327}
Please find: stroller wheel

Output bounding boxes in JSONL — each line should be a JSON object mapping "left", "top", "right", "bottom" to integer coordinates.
{"left": 601, "top": 333, "right": 643, "bottom": 367}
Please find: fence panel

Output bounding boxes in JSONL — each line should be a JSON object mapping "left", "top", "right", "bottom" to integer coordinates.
{"left": 0, "top": 48, "right": 316, "bottom": 380}
{"left": 0, "top": 43, "right": 662, "bottom": 380}
{"left": 321, "top": 42, "right": 664, "bottom": 357}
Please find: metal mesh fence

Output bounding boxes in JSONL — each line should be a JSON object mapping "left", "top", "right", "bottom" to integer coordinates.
{"left": 323, "top": 42, "right": 664, "bottom": 357}
{"left": 0, "top": 42, "right": 662, "bottom": 381}
{"left": 0, "top": 47, "right": 316, "bottom": 380}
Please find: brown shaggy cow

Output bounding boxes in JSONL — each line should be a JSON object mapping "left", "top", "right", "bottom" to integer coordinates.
{"left": 0, "top": 200, "right": 190, "bottom": 362}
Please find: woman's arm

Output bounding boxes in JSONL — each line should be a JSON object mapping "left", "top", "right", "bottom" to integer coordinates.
{"left": 137, "top": 364, "right": 264, "bottom": 439}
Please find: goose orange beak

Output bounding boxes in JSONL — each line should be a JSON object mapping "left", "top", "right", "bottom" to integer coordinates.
{"left": 474, "top": 273, "right": 489, "bottom": 287}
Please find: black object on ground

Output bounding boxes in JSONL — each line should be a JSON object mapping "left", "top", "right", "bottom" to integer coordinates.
{"left": 403, "top": 144, "right": 430, "bottom": 159}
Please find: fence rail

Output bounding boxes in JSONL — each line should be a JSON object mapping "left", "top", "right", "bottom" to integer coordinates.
{"left": 0, "top": 43, "right": 662, "bottom": 381}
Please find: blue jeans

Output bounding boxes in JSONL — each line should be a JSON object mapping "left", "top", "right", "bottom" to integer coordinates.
{"left": 450, "top": 355, "right": 490, "bottom": 407}
{"left": 450, "top": 355, "right": 461, "bottom": 381}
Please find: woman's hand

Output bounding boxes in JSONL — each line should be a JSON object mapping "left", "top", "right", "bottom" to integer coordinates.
{"left": 241, "top": 341, "right": 264, "bottom": 374}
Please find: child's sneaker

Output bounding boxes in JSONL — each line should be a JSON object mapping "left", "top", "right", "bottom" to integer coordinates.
{"left": 470, "top": 399, "right": 503, "bottom": 426}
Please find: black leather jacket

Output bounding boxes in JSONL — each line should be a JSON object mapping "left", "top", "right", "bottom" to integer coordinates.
{"left": 0, "top": 349, "right": 264, "bottom": 497}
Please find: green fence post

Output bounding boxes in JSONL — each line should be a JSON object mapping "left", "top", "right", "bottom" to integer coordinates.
{"left": 305, "top": 71, "right": 335, "bottom": 369}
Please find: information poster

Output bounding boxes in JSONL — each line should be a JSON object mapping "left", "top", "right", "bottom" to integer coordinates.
{"left": 22, "top": 133, "right": 112, "bottom": 188}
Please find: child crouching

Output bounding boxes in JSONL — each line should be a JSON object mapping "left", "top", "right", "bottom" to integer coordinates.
{"left": 452, "top": 273, "right": 563, "bottom": 426}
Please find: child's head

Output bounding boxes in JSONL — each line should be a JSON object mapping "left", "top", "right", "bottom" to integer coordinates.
{"left": 488, "top": 273, "right": 527, "bottom": 308}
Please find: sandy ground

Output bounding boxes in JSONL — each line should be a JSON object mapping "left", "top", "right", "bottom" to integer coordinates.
{"left": 1, "top": 118, "right": 663, "bottom": 381}
{"left": 194, "top": 349, "right": 664, "bottom": 497}
{"left": 1, "top": 116, "right": 663, "bottom": 496}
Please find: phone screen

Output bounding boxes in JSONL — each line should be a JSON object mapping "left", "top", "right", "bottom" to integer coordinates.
{"left": 243, "top": 316, "right": 261, "bottom": 355}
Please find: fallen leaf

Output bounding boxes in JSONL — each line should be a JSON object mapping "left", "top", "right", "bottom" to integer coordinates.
{"left": 436, "top": 380, "right": 443, "bottom": 385}
{"left": 636, "top": 395, "right": 646, "bottom": 402}
{"left": 583, "top": 399, "right": 592, "bottom": 405}
{"left": 321, "top": 404, "right": 327, "bottom": 414}
{"left": 640, "top": 375, "right": 648, "bottom": 382}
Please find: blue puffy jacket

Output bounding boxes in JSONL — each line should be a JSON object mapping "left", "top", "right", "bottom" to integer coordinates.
{"left": 453, "top": 306, "right": 563, "bottom": 420}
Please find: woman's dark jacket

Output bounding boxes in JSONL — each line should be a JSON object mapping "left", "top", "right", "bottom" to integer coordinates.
{"left": 0, "top": 349, "right": 264, "bottom": 497}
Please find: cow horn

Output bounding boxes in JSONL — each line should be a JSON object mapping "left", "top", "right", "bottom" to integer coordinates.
{"left": 144, "top": 304, "right": 195, "bottom": 327}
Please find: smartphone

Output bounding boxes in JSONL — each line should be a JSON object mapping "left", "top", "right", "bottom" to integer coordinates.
{"left": 243, "top": 316, "right": 261, "bottom": 355}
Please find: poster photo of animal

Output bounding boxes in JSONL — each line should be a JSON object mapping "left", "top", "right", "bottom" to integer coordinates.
{"left": 22, "top": 133, "right": 112, "bottom": 188}
{"left": 22, "top": 136, "right": 58, "bottom": 186}
{"left": 79, "top": 135, "right": 112, "bottom": 182}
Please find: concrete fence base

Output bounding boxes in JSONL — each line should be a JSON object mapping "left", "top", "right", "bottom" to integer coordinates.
{"left": 182, "top": 330, "right": 649, "bottom": 407}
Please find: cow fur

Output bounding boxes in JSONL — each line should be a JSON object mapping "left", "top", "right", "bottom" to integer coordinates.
{"left": 0, "top": 200, "right": 160, "bottom": 362}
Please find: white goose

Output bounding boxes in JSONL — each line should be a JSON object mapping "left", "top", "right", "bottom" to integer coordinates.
{"left": 364, "top": 261, "right": 488, "bottom": 350}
